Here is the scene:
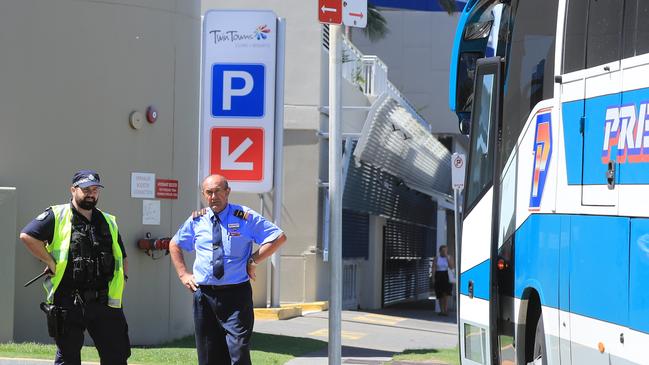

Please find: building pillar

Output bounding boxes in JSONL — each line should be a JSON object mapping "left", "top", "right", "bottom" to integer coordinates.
{"left": 359, "top": 215, "right": 385, "bottom": 309}
{"left": 436, "top": 207, "right": 447, "bottom": 252}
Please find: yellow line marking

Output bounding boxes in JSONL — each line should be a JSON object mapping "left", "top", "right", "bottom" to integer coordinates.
{"left": 352, "top": 313, "right": 407, "bottom": 325}
{"left": 308, "top": 328, "right": 366, "bottom": 340}
{"left": 365, "top": 313, "right": 406, "bottom": 321}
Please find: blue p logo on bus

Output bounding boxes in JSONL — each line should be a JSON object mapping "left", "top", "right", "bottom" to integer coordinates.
{"left": 212, "top": 64, "right": 265, "bottom": 118}
{"left": 529, "top": 109, "right": 552, "bottom": 211}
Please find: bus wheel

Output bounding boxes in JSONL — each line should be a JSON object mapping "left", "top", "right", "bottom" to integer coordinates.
{"left": 528, "top": 315, "right": 547, "bottom": 365}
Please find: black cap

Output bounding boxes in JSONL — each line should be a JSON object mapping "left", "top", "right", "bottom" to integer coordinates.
{"left": 72, "top": 169, "right": 104, "bottom": 188}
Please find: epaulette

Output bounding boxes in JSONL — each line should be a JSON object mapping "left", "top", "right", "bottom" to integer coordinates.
{"left": 192, "top": 208, "right": 209, "bottom": 220}
{"left": 233, "top": 209, "right": 250, "bottom": 220}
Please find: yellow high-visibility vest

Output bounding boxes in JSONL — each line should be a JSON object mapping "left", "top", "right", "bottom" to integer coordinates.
{"left": 43, "top": 204, "right": 125, "bottom": 308}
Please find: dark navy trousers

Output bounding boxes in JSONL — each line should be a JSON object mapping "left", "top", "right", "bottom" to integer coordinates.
{"left": 193, "top": 282, "right": 254, "bottom": 365}
{"left": 52, "top": 291, "right": 130, "bottom": 365}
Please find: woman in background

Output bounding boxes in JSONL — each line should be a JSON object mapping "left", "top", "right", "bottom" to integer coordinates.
{"left": 432, "top": 245, "right": 454, "bottom": 316}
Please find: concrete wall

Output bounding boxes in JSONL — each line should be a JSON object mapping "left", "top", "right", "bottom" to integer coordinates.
{"left": 352, "top": 9, "right": 460, "bottom": 134}
{"left": 0, "top": 0, "right": 201, "bottom": 345}
{"left": 0, "top": 188, "right": 17, "bottom": 342}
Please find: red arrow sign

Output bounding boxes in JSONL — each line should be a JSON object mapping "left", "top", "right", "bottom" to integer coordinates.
{"left": 349, "top": 12, "right": 364, "bottom": 18}
{"left": 211, "top": 127, "right": 264, "bottom": 182}
{"left": 318, "top": 0, "right": 342, "bottom": 24}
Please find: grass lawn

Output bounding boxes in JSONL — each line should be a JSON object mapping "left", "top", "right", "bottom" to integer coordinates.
{"left": 390, "top": 347, "right": 459, "bottom": 365}
{"left": 0, "top": 333, "right": 326, "bottom": 365}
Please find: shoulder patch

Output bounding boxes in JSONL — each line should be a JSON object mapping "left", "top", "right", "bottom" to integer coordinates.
{"left": 192, "top": 208, "right": 209, "bottom": 220}
{"left": 233, "top": 209, "right": 250, "bottom": 220}
{"left": 36, "top": 210, "right": 50, "bottom": 221}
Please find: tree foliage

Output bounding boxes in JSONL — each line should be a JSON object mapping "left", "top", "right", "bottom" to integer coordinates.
{"left": 361, "top": 3, "right": 389, "bottom": 42}
{"left": 438, "top": 0, "right": 457, "bottom": 15}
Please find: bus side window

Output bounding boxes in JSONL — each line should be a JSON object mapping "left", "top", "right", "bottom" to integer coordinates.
{"left": 622, "top": 0, "right": 636, "bottom": 58}
{"left": 586, "top": 0, "right": 624, "bottom": 68}
{"left": 563, "top": 0, "right": 588, "bottom": 73}
{"left": 636, "top": 2, "right": 649, "bottom": 55}
{"left": 623, "top": 0, "right": 649, "bottom": 57}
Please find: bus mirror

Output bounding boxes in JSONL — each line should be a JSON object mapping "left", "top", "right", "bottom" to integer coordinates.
{"left": 458, "top": 112, "right": 471, "bottom": 135}
{"left": 457, "top": 52, "right": 481, "bottom": 115}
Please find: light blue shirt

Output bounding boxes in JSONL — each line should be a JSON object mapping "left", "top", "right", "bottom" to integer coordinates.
{"left": 172, "top": 203, "right": 283, "bottom": 285}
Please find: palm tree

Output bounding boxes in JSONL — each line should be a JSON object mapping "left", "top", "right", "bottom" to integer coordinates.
{"left": 359, "top": 3, "right": 389, "bottom": 42}
{"left": 438, "top": 0, "right": 457, "bottom": 15}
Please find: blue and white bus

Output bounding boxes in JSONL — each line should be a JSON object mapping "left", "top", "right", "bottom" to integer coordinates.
{"left": 449, "top": 0, "right": 649, "bottom": 364}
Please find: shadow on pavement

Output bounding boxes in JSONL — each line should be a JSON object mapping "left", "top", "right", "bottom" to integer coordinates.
{"left": 251, "top": 332, "right": 327, "bottom": 357}
{"left": 292, "top": 345, "right": 394, "bottom": 360}
{"left": 362, "top": 298, "right": 457, "bottom": 324}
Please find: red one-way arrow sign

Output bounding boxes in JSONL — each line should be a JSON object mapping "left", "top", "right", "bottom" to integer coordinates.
{"left": 318, "top": 0, "right": 342, "bottom": 24}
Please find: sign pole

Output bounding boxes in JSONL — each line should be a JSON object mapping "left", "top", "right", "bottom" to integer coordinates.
{"left": 328, "top": 23, "right": 343, "bottom": 365}
{"left": 451, "top": 152, "right": 465, "bottom": 348}
{"left": 271, "top": 17, "right": 286, "bottom": 308}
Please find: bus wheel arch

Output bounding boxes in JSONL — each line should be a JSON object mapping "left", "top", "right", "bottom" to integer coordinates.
{"left": 517, "top": 288, "right": 544, "bottom": 365}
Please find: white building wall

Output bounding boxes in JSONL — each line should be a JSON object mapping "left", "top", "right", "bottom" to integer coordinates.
{"left": 352, "top": 9, "right": 461, "bottom": 135}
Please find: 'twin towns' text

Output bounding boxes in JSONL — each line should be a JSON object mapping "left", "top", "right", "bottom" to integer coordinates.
{"left": 209, "top": 30, "right": 255, "bottom": 44}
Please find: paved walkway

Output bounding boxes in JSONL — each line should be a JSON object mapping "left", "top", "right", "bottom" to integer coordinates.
{"left": 255, "top": 299, "right": 458, "bottom": 364}
{"left": 0, "top": 299, "right": 458, "bottom": 365}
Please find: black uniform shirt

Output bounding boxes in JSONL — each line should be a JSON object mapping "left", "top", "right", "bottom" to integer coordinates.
{"left": 21, "top": 203, "right": 126, "bottom": 290}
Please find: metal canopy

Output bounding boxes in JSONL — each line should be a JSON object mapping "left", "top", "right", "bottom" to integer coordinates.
{"left": 353, "top": 91, "right": 452, "bottom": 201}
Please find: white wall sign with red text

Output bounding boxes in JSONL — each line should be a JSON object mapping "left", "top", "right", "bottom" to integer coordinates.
{"left": 200, "top": 10, "right": 278, "bottom": 193}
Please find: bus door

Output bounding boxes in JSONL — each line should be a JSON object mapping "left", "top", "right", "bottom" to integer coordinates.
{"left": 619, "top": 1, "right": 649, "bottom": 188}
{"left": 561, "top": 0, "right": 623, "bottom": 207}
{"left": 460, "top": 57, "right": 503, "bottom": 365}
{"left": 570, "top": 0, "right": 623, "bottom": 207}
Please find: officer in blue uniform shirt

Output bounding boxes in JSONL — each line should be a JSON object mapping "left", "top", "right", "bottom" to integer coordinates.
{"left": 169, "top": 174, "right": 287, "bottom": 365}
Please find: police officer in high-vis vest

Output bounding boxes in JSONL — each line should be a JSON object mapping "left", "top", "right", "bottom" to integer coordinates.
{"left": 20, "top": 169, "right": 130, "bottom": 365}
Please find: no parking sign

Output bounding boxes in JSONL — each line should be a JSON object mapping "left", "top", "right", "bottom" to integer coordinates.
{"left": 451, "top": 153, "right": 465, "bottom": 191}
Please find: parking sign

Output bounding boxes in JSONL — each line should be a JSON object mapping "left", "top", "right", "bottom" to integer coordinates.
{"left": 201, "top": 10, "right": 277, "bottom": 193}
{"left": 212, "top": 64, "right": 265, "bottom": 117}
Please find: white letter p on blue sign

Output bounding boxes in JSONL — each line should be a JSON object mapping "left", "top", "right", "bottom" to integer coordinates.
{"left": 212, "top": 64, "right": 265, "bottom": 117}
{"left": 222, "top": 71, "right": 253, "bottom": 110}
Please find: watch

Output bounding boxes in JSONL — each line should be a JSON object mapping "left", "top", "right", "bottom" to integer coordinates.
{"left": 248, "top": 257, "right": 257, "bottom": 266}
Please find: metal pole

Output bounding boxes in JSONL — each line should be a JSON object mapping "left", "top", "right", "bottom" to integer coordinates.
{"left": 261, "top": 193, "right": 272, "bottom": 308}
{"left": 453, "top": 188, "right": 461, "bottom": 340}
{"left": 328, "top": 23, "right": 343, "bottom": 365}
{"left": 271, "top": 17, "right": 286, "bottom": 308}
